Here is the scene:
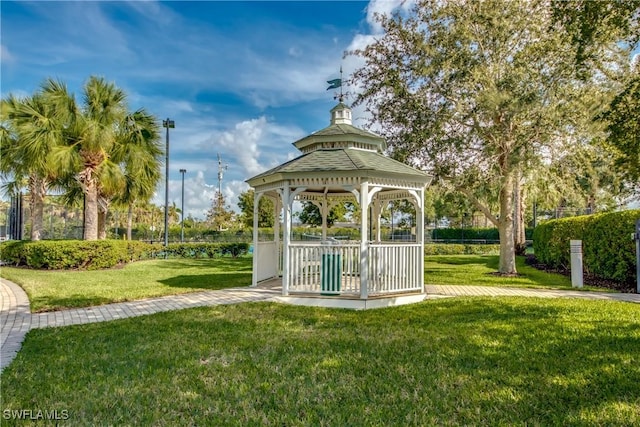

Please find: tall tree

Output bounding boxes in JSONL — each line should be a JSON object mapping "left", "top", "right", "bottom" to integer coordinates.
{"left": 350, "top": 0, "right": 628, "bottom": 274}
{"left": 237, "top": 189, "right": 275, "bottom": 228}
{"left": 112, "top": 108, "right": 163, "bottom": 240}
{"left": 600, "top": 68, "right": 640, "bottom": 191}
{"left": 0, "top": 92, "right": 64, "bottom": 240}
{"left": 552, "top": 0, "right": 640, "bottom": 74}
{"left": 207, "top": 191, "right": 234, "bottom": 231}
{"left": 42, "top": 76, "right": 129, "bottom": 240}
{"left": 297, "top": 201, "right": 347, "bottom": 227}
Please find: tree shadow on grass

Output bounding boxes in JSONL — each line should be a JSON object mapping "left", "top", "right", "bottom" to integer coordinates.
{"left": 31, "top": 295, "right": 114, "bottom": 313}
{"left": 152, "top": 258, "right": 253, "bottom": 272}
{"left": 425, "top": 255, "right": 498, "bottom": 267}
{"left": 158, "top": 272, "right": 252, "bottom": 290}
{"left": 425, "top": 255, "right": 574, "bottom": 288}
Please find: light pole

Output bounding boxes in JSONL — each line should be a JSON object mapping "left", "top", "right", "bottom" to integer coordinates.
{"left": 162, "top": 118, "right": 175, "bottom": 247}
{"left": 180, "top": 168, "right": 186, "bottom": 243}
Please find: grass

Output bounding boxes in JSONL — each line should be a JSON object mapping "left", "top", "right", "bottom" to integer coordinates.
{"left": 2, "top": 298, "right": 639, "bottom": 425}
{"left": 0, "top": 257, "right": 252, "bottom": 312}
{"left": 425, "top": 255, "right": 607, "bottom": 291}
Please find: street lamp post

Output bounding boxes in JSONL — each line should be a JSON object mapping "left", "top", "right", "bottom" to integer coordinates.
{"left": 180, "top": 168, "right": 186, "bottom": 243}
{"left": 162, "top": 118, "right": 175, "bottom": 247}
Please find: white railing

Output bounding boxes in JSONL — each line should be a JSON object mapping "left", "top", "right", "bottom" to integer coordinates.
{"left": 369, "top": 243, "right": 423, "bottom": 294}
{"left": 288, "top": 243, "right": 360, "bottom": 294}
{"left": 287, "top": 242, "right": 422, "bottom": 295}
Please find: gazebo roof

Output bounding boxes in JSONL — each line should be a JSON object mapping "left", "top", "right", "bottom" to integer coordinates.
{"left": 246, "top": 102, "right": 432, "bottom": 189}
{"left": 246, "top": 147, "right": 430, "bottom": 187}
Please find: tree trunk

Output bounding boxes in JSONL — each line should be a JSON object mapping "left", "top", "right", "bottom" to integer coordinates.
{"left": 97, "top": 196, "right": 109, "bottom": 240}
{"left": 516, "top": 188, "right": 527, "bottom": 255}
{"left": 84, "top": 182, "right": 99, "bottom": 240}
{"left": 127, "top": 203, "right": 133, "bottom": 240}
{"left": 29, "top": 177, "right": 46, "bottom": 241}
{"left": 98, "top": 209, "right": 107, "bottom": 240}
{"left": 513, "top": 172, "right": 527, "bottom": 256}
{"left": 498, "top": 172, "right": 517, "bottom": 275}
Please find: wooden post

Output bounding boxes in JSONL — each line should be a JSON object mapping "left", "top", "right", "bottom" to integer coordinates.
{"left": 251, "top": 192, "right": 262, "bottom": 287}
{"left": 360, "top": 181, "right": 369, "bottom": 299}
{"left": 282, "top": 183, "right": 291, "bottom": 296}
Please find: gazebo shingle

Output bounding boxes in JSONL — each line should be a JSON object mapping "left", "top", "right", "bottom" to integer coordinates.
{"left": 247, "top": 148, "right": 429, "bottom": 185}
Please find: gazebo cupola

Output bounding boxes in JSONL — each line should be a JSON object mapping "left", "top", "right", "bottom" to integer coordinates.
{"left": 293, "top": 102, "right": 385, "bottom": 154}
{"left": 246, "top": 102, "right": 433, "bottom": 309}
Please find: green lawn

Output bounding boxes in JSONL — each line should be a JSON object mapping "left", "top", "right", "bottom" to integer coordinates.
{"left": 2, "top": 298, "right": 639, "bottom": 425}
{"left": 0, "top": 258, "right": 252, "bottom": 312}
{"left": 424, "top": 255, "right": 606, "bottom": 290}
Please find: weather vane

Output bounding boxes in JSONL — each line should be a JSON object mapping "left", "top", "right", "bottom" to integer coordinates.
{"left": 326, "top": 66, "right": 344, "bottom": 103}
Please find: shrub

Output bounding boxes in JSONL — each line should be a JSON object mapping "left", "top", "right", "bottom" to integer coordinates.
{"left": 0, "top": 240, "right": 161, "bottom": 270}
{"left": 430, "top": 227, "right": 534, "bottom": 242}
{"left": 533, "top": 210, "right": 639, "bottom": 285}
{"left": 162, "top": 242, "right": 250, "bottom": 259}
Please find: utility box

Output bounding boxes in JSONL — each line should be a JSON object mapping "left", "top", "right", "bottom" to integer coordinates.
{"left": 321, "top": 250, "right": 342, "bottom": 295}
{"left": 570, "top": 240, "right": 583, "bottom": 288}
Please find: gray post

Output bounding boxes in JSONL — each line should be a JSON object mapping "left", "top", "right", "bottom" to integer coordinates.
{"left": 635, "top": 219, "right": 640, "bottom": 294}
{"left": 162, "top": 118, "right": 175, "bottom": 247}
{"left": 570, "top": 240, "right": 583, "bottom": 288}
{"left": 180, "top": 169, "right": 186, "bottom": 243}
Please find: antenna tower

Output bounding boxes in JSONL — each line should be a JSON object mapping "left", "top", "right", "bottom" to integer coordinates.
{"left": 216, "top": 153, "right": 228, "bottom": 208}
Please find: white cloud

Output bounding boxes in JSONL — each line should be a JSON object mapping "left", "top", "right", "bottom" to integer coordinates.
{"left": 163, "top": 100, "right": 195, "bottom": 114}
{"left": 157, "top": 170, "right": 216, "bottom": 220}
{"left": 217, "top": 117, "right": 266, "bottom": 176}
{"left": 288, "top": 46, "right": 302, "bottom": 57}
{"left": 1, "top": 44, "right": 15, "bottom": 64}
{"left": 366, "top": 0, "right": 415, "bottom": 34}
{"left": 153, "top": 115, "right": 305, "bottom": 219}
{"left": 194, "top": 116, "right": 303, "bottom": 177}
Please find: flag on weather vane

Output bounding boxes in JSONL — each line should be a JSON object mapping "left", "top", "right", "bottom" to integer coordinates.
{"left": 326, "top": 78, "right": 342, "bottom": 90}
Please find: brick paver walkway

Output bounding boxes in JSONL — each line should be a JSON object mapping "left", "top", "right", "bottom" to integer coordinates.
{"left": 424, "top": 284, "right": 640, "bottom": 302}
{"left": 2, "top": 279, "right": 638, "bottom": 371}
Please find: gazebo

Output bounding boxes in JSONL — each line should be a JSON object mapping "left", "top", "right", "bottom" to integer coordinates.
{"left": 246, "top": 102, "right": 433, "bottom": 309}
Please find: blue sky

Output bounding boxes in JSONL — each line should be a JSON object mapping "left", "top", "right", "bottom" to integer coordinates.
{"left": 1, "top": 0, "right": 404, "bottom": 218}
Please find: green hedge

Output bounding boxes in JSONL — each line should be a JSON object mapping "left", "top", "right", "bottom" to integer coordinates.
{"left": 0, "top": 240, "right": 160, "bottom": 270}
{"left": 533, "top": 210, "right": 640, "bottom": 285}
{"left": 430, "top": 227, "right": 534, "bottom": 241}
{"left": 424, "top": 244, "right": 500, "bottom": 255}
{"left": 0, "top": 241, "right": 250, "bottom": 270}
{"left": 162, "top": 242, "right": 249, "bottom": 258}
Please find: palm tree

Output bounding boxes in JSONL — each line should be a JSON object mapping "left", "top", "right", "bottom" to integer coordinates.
{"left": 43, "top": 76, "right": 129, "bottom": 240}
{"left": 3, "top": 77, "right": 161, "bottom": 241}
{"left": 0, "top": 92, "right": 65, "bottom": 240}
{"left": 112, "top": 108, "right": 163, "bottom": 240}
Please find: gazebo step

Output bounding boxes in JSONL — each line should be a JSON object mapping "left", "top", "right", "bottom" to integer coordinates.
{"left": 273, "top": 292, "right": 426, "bottom": 310}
